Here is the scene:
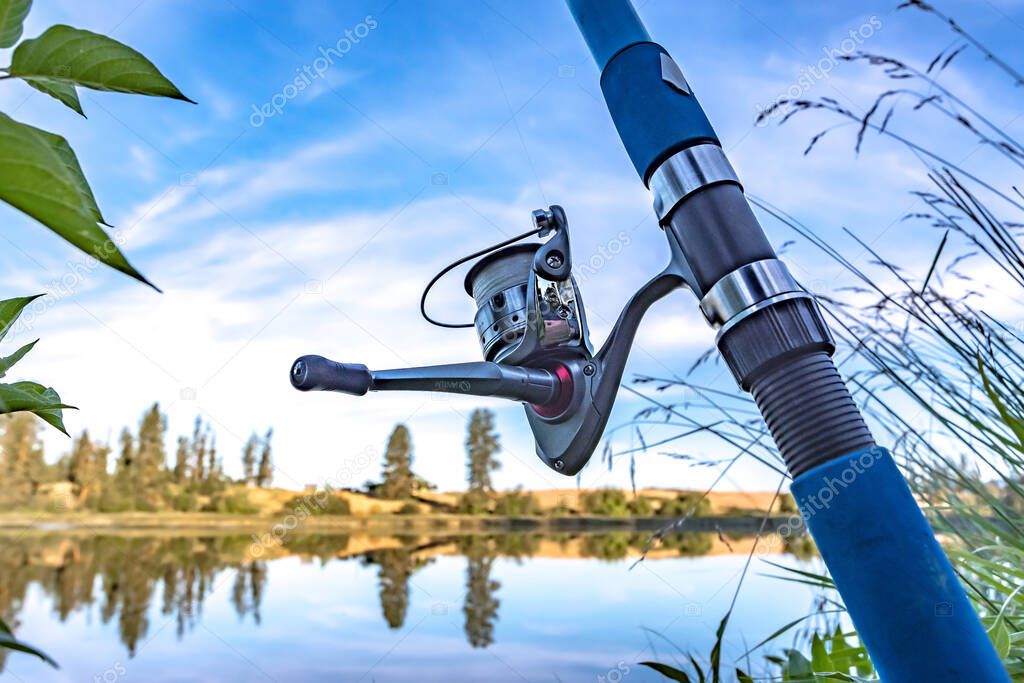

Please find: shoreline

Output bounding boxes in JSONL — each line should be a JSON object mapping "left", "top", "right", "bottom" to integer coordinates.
{"left": 0, "top": 511, "right": 797, "bottom": 534}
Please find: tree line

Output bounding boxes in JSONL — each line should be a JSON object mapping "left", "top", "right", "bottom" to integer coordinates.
{"left": 371, "top": 408, "right": 733, "bottom": 518}
{"left": 1, "top": 403, "right": 728, "bottom": 517}
{"left": 0, "top": 404, "right": 274, "bottom": 512}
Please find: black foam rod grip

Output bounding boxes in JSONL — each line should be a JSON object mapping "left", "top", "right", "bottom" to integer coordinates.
{"left": 290, "top": 355, "right": 373, "bottom": 395}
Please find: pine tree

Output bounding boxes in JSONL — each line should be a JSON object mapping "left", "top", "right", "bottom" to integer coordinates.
{"left": 207, "top": 435, "right": 219, "bottom": 483}
{"left": 241, "top": 433, "right": 259, "bottom": 485}
{"left": 256, "top": 429, "right": 273, "bottom": 488}
{"left": 67, "top": 430, "right": 92, "bottom": 486}
{"left": 135, "top": 403, "right": 167, "bottom": 497}
{"left": 191, "top": 416, "right": 207, "bottom": 483}
{"left": 0, "top": 413, "right": 45, "bottom": 505}
{"left": 67, "top": 431, "right": 112, "bottom": 507}
{"left": 95, "top": 440, "right": 110, "bottom": 482}
{"left": 113, "top": 428, "right": 137, "bottom": 508}
{"left": 380, "top": 424, "right": 413, "bottom": 500}
{"left": 67, "top": 430, "right": 100, "bottom": 500}
{"left": 465, "top": 409, "right": 501, "bottom": 495}
{"left": 173, "top": 437, "right": 189, "bottom": 483}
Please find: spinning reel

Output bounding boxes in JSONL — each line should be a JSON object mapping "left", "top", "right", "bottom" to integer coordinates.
{"left": 290, "top": 205, "right": 686, "bottom": 475}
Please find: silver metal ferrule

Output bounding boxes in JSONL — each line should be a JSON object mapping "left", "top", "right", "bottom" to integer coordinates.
{"left": 699, "top": 259, "right": 812, "bottom": 337}
{"left": 649, "top": 143, "right": 741, "bottom": 223}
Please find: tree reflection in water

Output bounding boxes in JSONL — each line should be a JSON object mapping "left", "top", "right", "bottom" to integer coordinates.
{"left": 457, "top": 536, "right": 501, "bottom": 648}
{"left": 364, "top": 542, "right": 433, "bottom": 630}
{"left": 0, "top": 528, "right": 800, "bottom": 667}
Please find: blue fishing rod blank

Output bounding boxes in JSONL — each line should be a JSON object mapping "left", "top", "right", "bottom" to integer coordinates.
{"left": 567, "top": 1, "right": 1011, "bottom": 680}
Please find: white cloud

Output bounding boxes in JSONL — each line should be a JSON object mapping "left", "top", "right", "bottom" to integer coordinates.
{"left": 11, "top": 0, "right": 1019, "bottom": 498}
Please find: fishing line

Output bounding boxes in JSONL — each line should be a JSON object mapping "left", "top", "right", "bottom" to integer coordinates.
{"left": 419, "top": 227, "right": 543, "bottom": 328}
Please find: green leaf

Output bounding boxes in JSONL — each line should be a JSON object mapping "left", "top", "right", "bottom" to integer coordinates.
{"left": 9, "top": 24, "right": 194, "bottom": 101}
{"left": 0, "top": 381, "right": 73, "bottom": 434}
{"left": 0, "top": 0, "right": 31, "bottom": 48}
{"left": 785, "top": 650, "right": 813, "bottom": 678}
{"left": 709, "top": 611, "right": 729, "bottom": 682}
{"left": 0, "top": 113, "right": 157, "bottom": 288}
{"left": 761, "top": 560, "right": 836, "bottom": 588}
{"left": 0, "top": 338, "right": 36, "bottom": 377}
{"left": 810, "top": 634, "right": 833, "bottom": 674}
{"left": 638, "top": 662, "right": 692, "bottom": 682}
{"left": 742, "top": 610, "right": 845, "bottom": 657}
{"left": 0, "top": 294, "right": 41, "bottom": 342}
{"left": 23, "top": 76, "right": 83, "bottom": 115}
{"left": 978, "top": 357, "right": 1024, "bottom": 450}
{"left": 687, "top": 655, "right": 706, "bottom": 683}
{"left": 0, "top": 631, "right": 58, "bottom": 668}
{"left": 990, "top": 615, "right": 1012, "bottom": 658}
{"left": 827, "top": 626, "right": 872, "bottom": 674}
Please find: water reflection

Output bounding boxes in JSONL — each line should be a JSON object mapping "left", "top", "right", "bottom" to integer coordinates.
{"left": 0, "top": 526, "right": 813, "bottom": 672}
{"left": 460, "top": 537, "right": 501, "bottom": 648}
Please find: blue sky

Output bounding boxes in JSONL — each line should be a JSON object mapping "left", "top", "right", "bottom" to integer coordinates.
{"left": 1, "top": 0, "right": 1021, "bottom": 493}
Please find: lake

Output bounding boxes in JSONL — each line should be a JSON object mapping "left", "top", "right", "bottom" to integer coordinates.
{"left": 0, "top": 525, "right": 823, "bottom": 682}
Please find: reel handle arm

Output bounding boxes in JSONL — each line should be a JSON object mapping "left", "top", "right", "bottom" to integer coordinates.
{"left": 290, "top": 355, "right": 563, "bottom": 406}
{"left": 530, "top": 269, "right": 686, "bottom": 475}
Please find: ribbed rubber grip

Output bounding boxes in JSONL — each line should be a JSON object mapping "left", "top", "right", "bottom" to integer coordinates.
{"left": 749, "top": 351, "right": 875, "bottom": 477}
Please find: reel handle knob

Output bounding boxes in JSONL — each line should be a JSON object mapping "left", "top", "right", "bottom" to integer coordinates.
{"left": 290, "top": 355, "right": 372, "bottom": 395}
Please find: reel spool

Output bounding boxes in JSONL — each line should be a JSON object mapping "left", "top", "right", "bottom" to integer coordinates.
{"left": 465, "top": 244, "right": 536, "bottom": 362}
{"left": 465, "top": 241, "right": 589, "bottom": 365}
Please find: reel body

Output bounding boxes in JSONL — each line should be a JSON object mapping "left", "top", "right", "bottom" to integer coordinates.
{"left": 291, "top": 205, "right": 685, "bottom": 475}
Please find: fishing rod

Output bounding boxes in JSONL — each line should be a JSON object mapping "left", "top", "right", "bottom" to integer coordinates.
{"left": 290, "top": 2, "right": 1009, "bottom": 679}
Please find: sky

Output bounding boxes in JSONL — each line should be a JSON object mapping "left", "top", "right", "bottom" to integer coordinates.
{"left": 0, "top": 0, "right": 1021, "bottom": 494}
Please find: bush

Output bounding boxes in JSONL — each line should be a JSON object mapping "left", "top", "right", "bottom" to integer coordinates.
{"left": 283, "top": 492, "right": 351, "bottom": 516}
{"left": 83, "top": 489, "right": 104, "bottom": 511}
{"left": 96, "top": 490, "right": 133, "bottom": 513}
{"left": 658, "top": 492, "right": 710, "bottom": 517}
{"left": 396, "top": 502, "right": 420, "bottom": 515}
{"left": 581, "top": 488, "right": 630, "bottom": 517}
{"left": 210, "top": 491, "right": 259, "bottom": 515}
{"left": 628, "top": 496, "right": 655, "bottom": 516}
{"left": 494, "top": 489, "right": 540, "bottom": 516}
{"left": 171, "top": 491, "right": 199, "bottom": 512}
{"left": 195, "top": 477, "right": 226, "bottom": 496}
{"left": 456, "top": 491, "right": 490, "bottom": 515}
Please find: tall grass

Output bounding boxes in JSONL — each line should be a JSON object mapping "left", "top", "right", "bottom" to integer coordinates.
{"left": 634, "top": 2, "right": 1024, "bottom": 679}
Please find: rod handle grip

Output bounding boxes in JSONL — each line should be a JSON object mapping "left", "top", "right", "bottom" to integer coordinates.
{"left": 290, "top": 355, "right": 372, "bottom": 395}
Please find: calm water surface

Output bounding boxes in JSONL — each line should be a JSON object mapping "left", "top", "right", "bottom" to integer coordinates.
{"left": 0, "top": 529, "right": 821, "bottom": 682}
